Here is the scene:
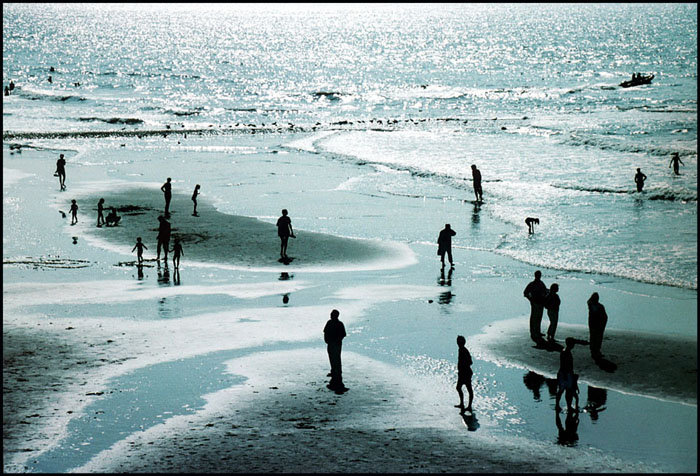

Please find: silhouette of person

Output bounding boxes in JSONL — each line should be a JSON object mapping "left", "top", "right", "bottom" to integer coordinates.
{"left": 525, "top": 217, "right": 539, "bottom": 234}
{"left": 48, "top": 75, "right": 52, "bottom": 84}
{"left": 323, "top": 309, "right": 348, "bottom": 393}
{"left": 137, "top": 264, "right": 144, "bottom": 280}
{"left": 471, "top": 164, "right": 483, "bottom": 202}
{"left": 455, "top": 335, "right": 474, "bottom": 413}
{"left": 669, "top": 153, "right": 684, "bottom": 175}
{"left": 555, "top": 337, "right": 579, "bottom": 413}
{"left": 437, "top": 224, "right": 456, "bottom": 267}
{"left": 9, "top": 80, "right": 14, "bottom": 91}
{"left": 191, "top": 184, "right": 200, "bottom": 216}
{"left": 634, "top": 168, "right": 647, "bottom": 192}
{"left": 56, "top": 154, "right": 66, "bottom": 190}
{"left": 4, "top": 86, "right": 9, "bottom": 96}
{"left": 276, "top": 209, "right": 295, "bottom": 259}
{"left": 105, "top": 207, "right": 121, "bottom": 226}
{"left": 555, "top": 409, "right": 579, "bottom": 447}
{"left": 131, "top": 237, "right": 148, "bottom": 264}
{"left": 171, "top": 239, "right": 184, "bottom": 268}
{"left": 96, "top": 198, "right": 105, "bottom": 227}
{"left": 587, "top": 292, "right": 608, "bottom": 360}
{"left": 156, "top": 215, "right": 171, "bottom": 263}
{"left": 523, "top": 270, "right": 547, "bottom": 345}
{"left": 544, "top": 283, "right": 560, "bottom": 342}
{"left": 161, "top": 177, "right": 172, "bottom": 214}
{"left": 69, "top": 199, "right": 78, "bottom": 225}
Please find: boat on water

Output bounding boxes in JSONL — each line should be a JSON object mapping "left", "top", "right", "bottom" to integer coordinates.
{"left": 619, "top": 74, "right": 654, "bottom": 88}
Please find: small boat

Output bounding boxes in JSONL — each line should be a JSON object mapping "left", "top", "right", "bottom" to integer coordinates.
{"left": 619, "top": 74, "right": 654, "bottom": 88}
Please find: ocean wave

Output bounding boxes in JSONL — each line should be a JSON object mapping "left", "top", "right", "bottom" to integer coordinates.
{"left": 16, "top": 88, "right": 87, "bottom": 103}
{"left": 563, "top": 134, "right": 689, "bottom": 157}
{"left": 78, "top": 117, "right": 144, "bottom": 125}
{"left": 551, "top": 183, "right": 697, "bottom": 202}
{"left": 313, "top": 91, "right": 344, "bottom": 100}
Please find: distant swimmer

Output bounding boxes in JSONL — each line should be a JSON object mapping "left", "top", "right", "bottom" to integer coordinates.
{"left": 105, "top": 207, "right": 121, "bottom": 226}
{"left": 587, "top": 292, "right": 608, "bottom": 360}
{"left": 49, "top": 66, "right": 55, "bottom": 72}
{"left": 555, "top": 337, "right": 579, "bottom": 413}
{"left": 437, "top": 224, "right": 456, "bottom": 268}
{"left": 191, "top": 184, "right": 200, "bottom": 216}
{"left": 131, "top": 237, "right": 148, "bottom": 264}
{"left": 523, "top": 270, "right": 547, "bottom": 346}
{"left": 525, "top": 217, "right": 539, "bottom": 234}
{"left": 669, "top": 153, "right": 684, "bottom": 175}
{"left": 471, "top": 164, "right": 483, "bottom": 202}
{"left": 48, "top": 75, "right": 52, "bottom": 84}
{"left": 634, "top": 168, "right": 647, "bottom": 192}
{"left": 156, "top": 215, "right": 171, "bottom": 262}
{"left": 171, "top": 239, "right": 184, "bottom": 268}
{"left": 161, "top": 177, "right": 172, "bottom": 215}
{"left": 69, "top": 199, "right": 78, "bottom": 225}
{"left": 55, "top": 153, "right": 66, "bottom": 190}
{"left": 455, "top": 335, "right": 474, "bottom": 413}
{"left": 276, "top": 209, "right": 295, "bottom": 259}
{"left": 96, "top": 198, "right": 105, "bottom": 227}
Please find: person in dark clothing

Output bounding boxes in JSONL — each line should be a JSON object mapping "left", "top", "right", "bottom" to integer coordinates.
{"left": 156, "top": 215, "right": 171, "bottom": 263}
{"left": 276, "top": 209, "right": 295, "bottom": 259}
{"left": 555, "top": 337, "right": 579, "bottom": 413}
{"left": 69, "top": 199, "right": 78, "bottom": 225}
{"left": 56, "top": 154, "right": 66, "bottom": 190}
{"left": 544, "top": 283, "right": 561, "bottom": 342}
{"left": 105, "top": 207, "right": 121, "bottom": 226}
{"left": 161, "top": 177, "right": 172, "bottom": 214}
{"left": 96, "top": 198, "right": 106, "bottom": 227}
{"left": 455, "top": 335, "right": 474, "bottom": 413}
{"left": 669, "top": 153, "right": 684, "bottom": 175}
{"left": 191, "top": 184, "right": 200, "bottom": 216}
{"left": 437, "top": 224, "right": 456, "bottom": 267}
{"left": 587, "top": 292, "right": 608, "bottom": 360}
{"left": 634, "top": 168, "right": 647, "bottom": 192}
{"left": 131, "top": 237, "right": 148, "bottom": 264}
{"left": 471, "top": 164, "right": 483, "bottom": 202}
{"left": 171, "top": 239, "right": 184, "bottom": 268}
{"left": 523, "top": 270, "right": 547, "bottom": 345}
{"left": 323, "top": 309, "right": 347, "bottom": 392}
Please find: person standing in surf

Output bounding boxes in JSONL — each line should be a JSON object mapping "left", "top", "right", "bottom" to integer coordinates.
{"left": 276, "top": 209, "right": 295, "bottom": 259}
{"left": 471, "top": 164, "right": 483, "bottom": 202}
{"left": 669, "top": 153, "right": 684, "bottom": 175}
{"left": 634, "top": 168, "right": 647, "bottom": 192}
{"left": 161, "top": 177, "right": 172, "bottom": 215}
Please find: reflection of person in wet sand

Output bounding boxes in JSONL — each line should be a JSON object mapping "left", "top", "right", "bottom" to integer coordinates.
{"left": 69, "top": 199, "right": 78, "bottom": 224}
{"left": 669, "top": 152, "right": 684, "bottom": 175}
{"left": 523, "top": 270, "right": 547, "bottom": 345}
{"left": 525, "top": 217, "right": 539, "bottom": 234}
{"left": 161, "top": 177, "right": 172, "bottom": 214}
{"left": 276, "top": 209, "right": 295, "bottom": 259}
{"left": 324, "top": 309, "right": 348, "bottom": 393}
{"left": 587, "top": 292, "right": 608, "bottom": 360}
{"left": 634, "top": 168, "right": 647, "bottom": 192}
{"left": 455, "top": 335, "right": 474, "bottom": 413}
{"left": 131, "top": 237, "right": 148, "bottom": 264}
{"left": 437, "top": 224, "right": 456, "bottom": 268}
{"left": 555, "top": 337, "right": 579, "bottom": 413}
{"left": 555, "top": 409, "right": 579, "bottom": 446}
{"left": 171, "top": 239, "right": 184, "bottom": 268}
{"left": 55, "top": 154, "right": 66, "bottom": 190}
{"left": 96, "top": 198, "right": 105, "bottom": 227}
{"left": 156, "top": 215, "right": 171, "bottom": 263}
{"left": 191, "top": 184, "right": 200, "bottom": 216}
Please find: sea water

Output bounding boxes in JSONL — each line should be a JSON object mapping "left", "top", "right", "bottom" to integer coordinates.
{"left": 4, "top": 3, "right": 696, "bottom": 289}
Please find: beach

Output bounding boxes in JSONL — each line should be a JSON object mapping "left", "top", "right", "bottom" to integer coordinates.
{"left": 3, "top": 3, "right": 697, "bottom": 473}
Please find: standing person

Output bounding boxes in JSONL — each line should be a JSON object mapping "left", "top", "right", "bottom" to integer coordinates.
{"left": 96, "top": 198, "right": 106, "bottom": 227}
{"left": 69, "top": 199, "right": 78, "bottom": 225}
{"left": 523, "top": 270, "right": 548, "bottom": 345}
{"left": 437, "top": 224, "right": 456, "bottom": 268}
{"left": 669, "top": 153, "right": 684, "bottom": 175}
{"left": 555, "top": 337, "right": 579, "bottom": 413}
{"left": 544, "top": 283, "right": 561, "bottom": 342}
{"left": 55, "top": 154, "right": 66, "bottom": 191}
{"left": 634, "top": 168, "right": 647, "bottom": 192}
{"left": 156, "top": 215, "right": 171, "bottom": 263}
{"left": 471, "top": 164, "right": 483, "bottom": 202}
{"left": 131, "top": 237, "right": 148, "bottom": 264}
{"left": 191, "top": 184, "right": 200, "bottom": 216}
{"left": 276, "top": 209, "right": 295, "bottom": 259}
{"left": 161, "top": 177, "right": 172, "bottom": 215}
{"left": 171, "top": 239, "right": 184, "bottom": 268}
{"left": 323, "top": 309, "right": 348, "bottom": 393}
{"left": 455, "top": 335, "right": 474, "bottom": 413}
{"left": 587, "top": 292, "right": 608, "bottom": 360}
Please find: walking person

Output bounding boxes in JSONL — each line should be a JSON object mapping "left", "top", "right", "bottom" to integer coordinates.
{"left": 161, "top": 177, "right": 172, "bottom": 215}
{"left": 544, "top": 283, "right": 560, "bottom": 342}
{"left": 587, "top": 292, "right": 608, "bottom": 360}
{"left": 171, "top": 239, "right": 184, "bottom": 269}
{"left": 276, "top": 209, "right": 295, "bottom": 259}
{"left": 455, "top": 335, "right": 474, "bottom": 413}
{"left": 156, "top": 215, "right": 171, "bottom": 263}
{"left": 669, "top": 153, "right": 684, "bottom": 175}
{"left": 324, "top": 309, "right": 348, "bottom": 393}
{"left": 55, "top": 154, "right": 66, "bottom": 190}
{"left": 471, "top": 164, "right": 483, "bottom": 202}
{"left": 191, "top": 184, "right": 200, "bottom": 216}
{"left": 96, "top": 198, "right": 106, "bottom": 227}
{"left": 523, "top": 270, "right": 548, "bottom": 345}
{"left": 69, "top": 199, "right": 78, "bottom": 225}
{"left": 131, "top": 237, "right": 148, "bottom": 264}
{"left": 437, "top": 224, "right": 456, "bottom": 268}
{"left": 634, "top": 168, "right": 647, "bottom": 192}
{"left": 555, "top": 337, "right": 580, "bottom": 413}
